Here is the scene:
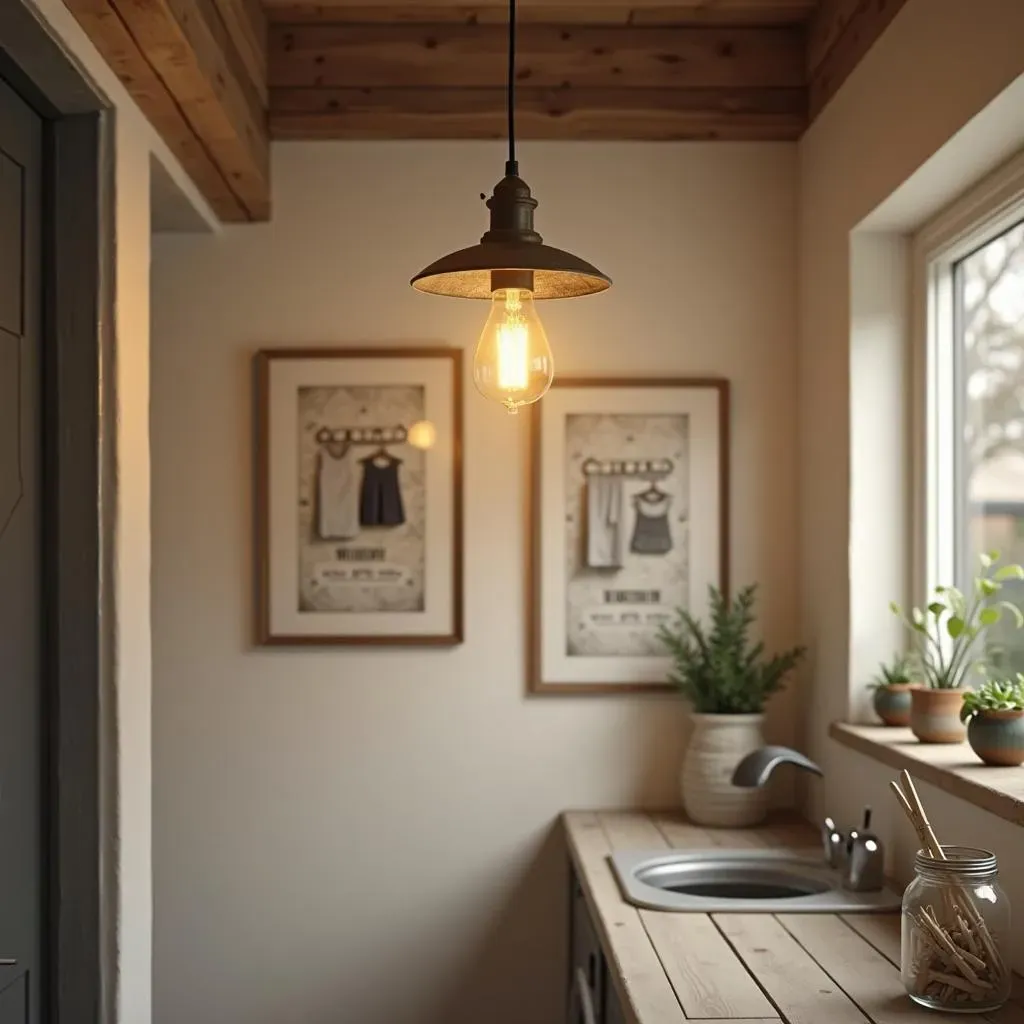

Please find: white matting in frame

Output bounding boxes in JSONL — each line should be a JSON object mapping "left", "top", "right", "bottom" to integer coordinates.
{"left": 529, "top": 378, "right": 729, "bottom": 693}
{"left": 255, "top": 348, "right": 463, "bottom": 646}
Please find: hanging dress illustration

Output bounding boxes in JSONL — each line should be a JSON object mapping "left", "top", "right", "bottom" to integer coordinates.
{"left": 586, "top": 475, "right": 625, "bottom": 568}
{"left": 317, "top": 442, "right": 360, "bottom": 540}
{"left": 359, "top": 452, "right": 406, "bottom": 527}
{"left": 630, "top": 490, "right": 673, "bottom": 555}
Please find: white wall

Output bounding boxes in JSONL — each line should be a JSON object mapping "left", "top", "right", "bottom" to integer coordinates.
{"left": 16, "top": 2, "right": 216, "bottom": 1020}
{"left": 799, "top": 0, "right": 1024, "bottom": 959}
{"left": 150, "top": 141, "right": 798, "bottom": 1024}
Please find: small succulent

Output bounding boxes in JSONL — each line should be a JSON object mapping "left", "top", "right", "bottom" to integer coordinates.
{"left": 867, "top": 653, "right": 913, "bottom": 691}
{"left": 960, "top": 675, "right": 1024, "bottom": 722}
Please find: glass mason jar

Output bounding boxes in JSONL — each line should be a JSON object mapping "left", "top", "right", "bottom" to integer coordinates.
{"left": 902, "top": 846, "right": 1011, "bottom": 1013}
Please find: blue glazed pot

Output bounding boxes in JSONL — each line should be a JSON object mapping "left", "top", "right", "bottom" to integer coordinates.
{"left": 967, "top": 710, "right": 1024, "bottom": 767}
{"left": 872, "top": 683, "right": 915, "bottom": 727}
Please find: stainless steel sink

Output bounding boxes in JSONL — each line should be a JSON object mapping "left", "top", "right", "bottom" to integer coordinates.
{"left": 610, "top": 848, "right": 902, "bottom": 913}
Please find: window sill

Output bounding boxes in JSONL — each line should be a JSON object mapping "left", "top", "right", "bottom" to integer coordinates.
{"left": 830, "top": 722, "right": 1024, "bottom": 828}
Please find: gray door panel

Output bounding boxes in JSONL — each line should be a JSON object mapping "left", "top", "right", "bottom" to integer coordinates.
{"left": 0, "top": 72, "right": 43, "bottom": 1024}
{"left": 0, "top": 973, "right": 28, "bottom": 1024}
{"left": 0, "top": 153, "right": 21, "bottom": 338}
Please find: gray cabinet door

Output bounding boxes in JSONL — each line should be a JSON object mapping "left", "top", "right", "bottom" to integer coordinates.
{"left": 569, "top": 874, "right": 604, "bottom": 1024}
{"left": 0, "top": 72, "right": 43, "bottom": 1024}
{"left": 603, "top": 975, "right": 628, "bottom": 1024}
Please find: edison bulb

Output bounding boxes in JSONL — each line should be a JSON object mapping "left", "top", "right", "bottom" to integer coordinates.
{"left": 472, "top": 288, "right": 553, "bottom": 413}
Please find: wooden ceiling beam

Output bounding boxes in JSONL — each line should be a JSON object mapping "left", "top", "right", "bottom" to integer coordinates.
{"left": 263, "top": 1, "right": 818, "bottom": 26}
{"left": 270, "top": 84, "right": 806, "bottom": 138}
{"left": 63, "top": 0, "right": 248, "bottom": 218}
{"left": 211, "top": 0, "right": 270, "bottom": 94}
{"left": 270, "top": 23, "right": 806, "bottom": 89}
{"left": 110, "top": 0, "right": 270, "bottom": 217}
{"left": 64, "top": 0, "right": 271, "bottom": 220}
{"left": 806, "top": 0, "right": 910, "bottom": 120}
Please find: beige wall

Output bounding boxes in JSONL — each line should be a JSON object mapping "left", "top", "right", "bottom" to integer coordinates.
{"left": 109, "top": 128, "right": 155, "bottom": 1024}
{"left": 799, "top": 0, "right": 1024, "bottom": 966}
{"left": 149, "top": 141, "right": 799, "bottom": 1024}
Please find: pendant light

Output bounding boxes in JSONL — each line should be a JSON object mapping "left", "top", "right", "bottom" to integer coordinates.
{"left": 410, "top": 0, "right": 611, "bottom": 414}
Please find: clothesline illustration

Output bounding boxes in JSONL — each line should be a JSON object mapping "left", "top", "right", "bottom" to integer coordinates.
{"left": 315, "top": 423, "right": 409, "bottom": 539}
{"left": 583, "top": 456, "right": 678, "bottom": 565}
{"left": 580, "top": 456, "right": 674, "bottom": 477}
{"left": 315, "top": 423, "right": 408, "bottom": 446}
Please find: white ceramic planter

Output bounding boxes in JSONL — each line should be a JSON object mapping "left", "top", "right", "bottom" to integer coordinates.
{"left": 681, "top": 713, "right": 768, "bottom": 828}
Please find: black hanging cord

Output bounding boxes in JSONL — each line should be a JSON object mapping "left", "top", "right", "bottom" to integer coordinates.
{"left": 506, "top": 0, "right": 518, "bottom": 176}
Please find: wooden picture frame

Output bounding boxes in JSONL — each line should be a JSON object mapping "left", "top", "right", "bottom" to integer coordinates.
{"left": 528, "top": 377, "right": 730, "bottom": 694}
{"left": 255, "top": 347, "right": 463, "bottom": 646}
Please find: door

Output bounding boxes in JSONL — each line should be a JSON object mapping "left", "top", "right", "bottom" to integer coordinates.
{"left": 0, "top": 72, "right": 44, "bottom": 1023}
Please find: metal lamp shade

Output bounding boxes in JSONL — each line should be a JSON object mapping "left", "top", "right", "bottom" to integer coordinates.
{"left": 411, "top": 242, "right": 610, "bottom": 300}
{"left": 411, "top": 173, "right": 611, "bottom": 300}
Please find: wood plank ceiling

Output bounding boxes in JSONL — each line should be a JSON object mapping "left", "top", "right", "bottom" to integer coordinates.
{"left": 265, "top": 0, "right": 908, "bottom": 142}
{"left": 61, "top": 0, "right": 909, "bottom": 220}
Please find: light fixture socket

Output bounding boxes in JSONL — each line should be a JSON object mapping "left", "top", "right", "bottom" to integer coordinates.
{"left": 485, "top": 175, "right": 538, "bottom": 293}
{"left": 490, "top": 268, "right": 535, "bottom": 291}
{"left": 481, "top": 174, "right": 541, "bottom": 247}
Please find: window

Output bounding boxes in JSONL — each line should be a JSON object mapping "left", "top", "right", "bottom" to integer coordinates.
{"left": 955, "top": 222, "right": 1024, "bottom": 670}
{"left": 920, "top": 161, "right": 1024, "bottom": 674}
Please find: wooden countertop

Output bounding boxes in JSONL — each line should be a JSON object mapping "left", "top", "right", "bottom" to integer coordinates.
{"left": 563, "top": 810, "right": 1024, "bottom": 1024}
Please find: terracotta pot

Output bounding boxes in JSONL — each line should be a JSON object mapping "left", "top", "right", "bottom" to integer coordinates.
{"left": 681, "top": 713, "right": 768, "bottom": 828}
{"left": 909, "top": 687, "right": 966, "bottom": 744}
{"left": 872, "top": 683, "right": 916, "bottom": 727}
{"left": 967, "top": 709, "right": 1024, "bottom": 766}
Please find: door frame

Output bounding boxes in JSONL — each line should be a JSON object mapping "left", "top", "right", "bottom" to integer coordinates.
{"left": 1, "top": 5, "right": 113, "bottom": 1023}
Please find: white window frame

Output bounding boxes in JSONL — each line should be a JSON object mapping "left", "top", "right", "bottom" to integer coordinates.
{"left": 912, "top": 150, "right": 1024, "bottom": 607}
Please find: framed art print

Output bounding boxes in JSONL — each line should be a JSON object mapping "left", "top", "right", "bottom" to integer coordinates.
{"left": 255, "top": 348, "right": 463, "bottom": 645}
{"left": 528, "top": 377, "right": 729, "bottom": 693}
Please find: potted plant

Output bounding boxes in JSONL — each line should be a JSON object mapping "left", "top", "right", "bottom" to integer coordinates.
{"left": 891, "top": 552, "right": 1024, "bottom": 744}
{"left": 960, "top": 675, "right": 1024, "bottom": 766}
{"left": 868, "top": 654, "right": 916, "bottom": 726}
{"left": 659, "top": 583, "right": 806, "bottom": 828}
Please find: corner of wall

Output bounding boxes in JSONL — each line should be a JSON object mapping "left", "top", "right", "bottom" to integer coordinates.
{"left": 848, "top": 231, "right": 910, "bottom": 721}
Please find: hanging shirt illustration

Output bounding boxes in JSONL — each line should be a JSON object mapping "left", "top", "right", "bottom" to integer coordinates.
{"left": 359, "top": 453, "right": 406, "bottom": 527}
{"left": 630, "top": 490, "right": 673, "bottom": 555}
{"left": 317, "top": 445, "right": 360, "bottom": 540}
{"left": 586, "top": 476, "right": 624, "bottom": 568}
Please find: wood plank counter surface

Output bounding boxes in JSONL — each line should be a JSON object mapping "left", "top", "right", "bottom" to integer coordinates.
{"left": 563, "top": 810, "right": 1024, "bottom": 1024}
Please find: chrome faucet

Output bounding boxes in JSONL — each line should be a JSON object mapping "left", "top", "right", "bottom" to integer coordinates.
{"left": 730, "top": 745, "right": 824, "bottom": 788}
{"left": 730, "top": 746, "right": 884, "bottom": 891}
{"left": 731, "top": 745, "right": 832, "bottom": 861}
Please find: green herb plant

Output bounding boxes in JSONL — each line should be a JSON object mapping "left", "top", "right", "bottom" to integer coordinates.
{"left": 890, "top": 552, "right": 1024, "bottom": 690}
{"left": 867, "top": 653, "right": 913, "bottom": 691}
{"left": 960, "top": 675, "right": 1024, "bottom": 722}
{"left": 658, "top": 584, "right": 806, "bottom": 714}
